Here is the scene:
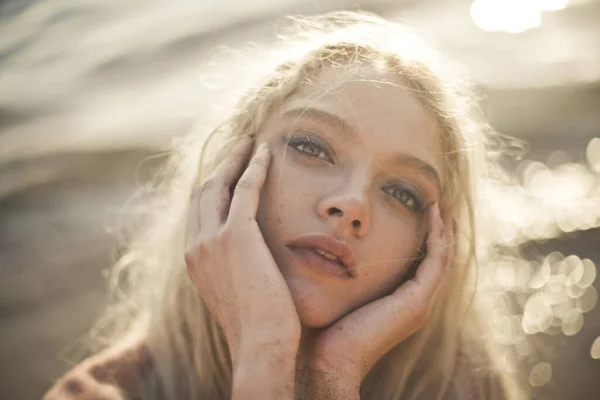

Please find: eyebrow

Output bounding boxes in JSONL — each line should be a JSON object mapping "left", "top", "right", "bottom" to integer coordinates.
{"left": 281, "top": 106, "right": 444, "bottom": 196}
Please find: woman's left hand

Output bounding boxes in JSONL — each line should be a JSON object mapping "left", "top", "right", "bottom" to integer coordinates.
{"left": 305, "top": 203, "right": 454, "bottom": 398}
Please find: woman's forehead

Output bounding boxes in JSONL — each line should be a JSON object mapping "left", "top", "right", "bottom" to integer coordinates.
{"left": 283, "top": 65, "right": 437, "bottom": 132}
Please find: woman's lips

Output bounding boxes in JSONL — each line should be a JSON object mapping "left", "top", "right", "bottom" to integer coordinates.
{"left": 288, "top": 246, "right": 354, "bottom": 279}
{"left": 286, "top": 233, "right": 357, "bottom": 278}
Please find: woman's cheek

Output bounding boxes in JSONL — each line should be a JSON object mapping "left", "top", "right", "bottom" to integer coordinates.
{"left": 257, "top": 149, "right": 310, "bottom": 229}
{"left": 276, "top": 163, "right": 316, "bottom": 209}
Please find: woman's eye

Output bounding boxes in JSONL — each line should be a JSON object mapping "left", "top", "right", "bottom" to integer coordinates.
{"left": 383, "top": 185, "right": 423, "bottom": 212}
{"left": 287, "top": 134, "right": 333, "bottom": 162}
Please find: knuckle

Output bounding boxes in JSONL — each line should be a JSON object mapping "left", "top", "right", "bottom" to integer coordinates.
{"left": 413, "top": 306, "right": 430, "bottom": 326}
{"left": 217, "top": 226, "right": 236, "bottom": 247}
{"left": 185, "top": 254, "right": 206, "bottom": 289}
{"left": 250, "top": 153, "right": 267, "bottom": 165}
{"left": 185, "top": 247, "right": 200, "bottom": 271}
{"left": 188, "top": 236, "right": 216, "bottom": 261}
{"left": 200, "top": 178, "right": 217, "bottom": 195}
{"left": 408, "top": 295, "right": 430, "bottom": 323}
{"left": 197, "top": 238, "right": 212, "bottom": 255}
{"left": 190, "top": 185, "right": 202, "bottom": 203}
{"left": 184, "top": 248, "right": 196, "bottom": 266}
{"left": 193, "top": 227, "right": 240, "bottom": 255}
{"left": 234, "top": 177, "right": 254, "bottom": 192}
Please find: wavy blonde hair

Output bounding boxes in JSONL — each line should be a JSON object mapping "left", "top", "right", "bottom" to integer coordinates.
{"left": 89, "top": 11, "right": 526, "bottom": 400}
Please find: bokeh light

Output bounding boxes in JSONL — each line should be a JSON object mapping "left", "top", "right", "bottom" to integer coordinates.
{"left": 591, "top": 337, "right": 600, "bottom": 359}
{"left": 471, "top": 0, "right": 569, "bottom": 33}
{"left": 483, "top": 159, "right": 600, "bottom": 246}
{"left": 587, "top": 137, "right": 600, "bottom": 172}
{"left": 529, "top": 362, "right": 553, "bottom": 387}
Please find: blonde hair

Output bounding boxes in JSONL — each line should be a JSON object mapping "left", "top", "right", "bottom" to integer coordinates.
{"left": 89, "top": 11, "right": 526, "bottom": 400}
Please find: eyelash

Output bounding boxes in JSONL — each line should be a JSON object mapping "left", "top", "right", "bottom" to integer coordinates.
{"left": 287, "top": 132, "right": 424, "bottom": 213}
{"left": 287, "top": 133, "right": 334, "bottom": 163}
{"left": 382, "top": 184, "right": 424, "bottom": 213}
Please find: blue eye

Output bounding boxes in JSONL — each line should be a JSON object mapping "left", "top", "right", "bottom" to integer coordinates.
{"left": 383, "top": 184, "right": 424, "bottom": 212}
{"left": 287, "top": 134, "right": 334, "bottom": 163}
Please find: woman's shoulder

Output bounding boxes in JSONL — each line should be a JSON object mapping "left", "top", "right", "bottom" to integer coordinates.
{"left": 42, "top": 340, "right": 153, "bottom": 400}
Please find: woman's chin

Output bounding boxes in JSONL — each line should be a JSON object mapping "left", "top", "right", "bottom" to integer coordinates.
{"left": 283, "top": 273, "right": 350, "bottom": 328}
{"left": 293, "top": 296, "right": 350, "bottom": 329}
{"left": 296, "top": 308, "right": 336, "bottom": 329}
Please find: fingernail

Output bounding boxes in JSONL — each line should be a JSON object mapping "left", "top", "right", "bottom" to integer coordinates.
{"left": 257, "top": 142, "right": 269, "bottom": 154}
{"left": 428, "top": 202, "right": 438, "bottom": 215}
{"left": 432, "top": 203, "right": 443, "bottom": 224}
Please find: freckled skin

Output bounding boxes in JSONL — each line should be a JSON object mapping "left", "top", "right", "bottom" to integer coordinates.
{"left": 255, "top": 66, "right": 443, "bottom": 328}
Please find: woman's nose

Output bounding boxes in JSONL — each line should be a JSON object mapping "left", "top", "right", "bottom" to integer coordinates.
{"left": 317, "top": 186, "right": 371, "bottom": 238}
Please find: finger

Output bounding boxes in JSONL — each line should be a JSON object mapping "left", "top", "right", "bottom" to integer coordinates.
{"left": 411, "top": 202, "right": 449, "bottom": 295}
{"left": 379, "top": 203, "right": 452, "bottom": 330}
{"left": 186, "top": 187, "right": 202, "bottom": 251}
{"left": 429, "top": 213, "right": 454, "bottom": 304}
{"left": 197, "top": 136, "right": 254, "bottom": 235}
{"left": 228, "top": 143, "right": 271, "bottom": 224}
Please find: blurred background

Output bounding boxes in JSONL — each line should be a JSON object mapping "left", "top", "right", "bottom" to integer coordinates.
{"left": 1, "top": 0, "right": 599, "bottom": 398}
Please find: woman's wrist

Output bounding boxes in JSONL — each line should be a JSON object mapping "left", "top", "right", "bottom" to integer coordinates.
{"left": 300, "top": 364, "right": 361, "bottom": 400}
{"left": 232, "top": 342, "right": 298, "bottom": 400}
{"left": 232, "top": 322, "right": 300, "bottom": 362}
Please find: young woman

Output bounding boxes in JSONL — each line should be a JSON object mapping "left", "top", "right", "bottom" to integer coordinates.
{"left": 43, "top": 11, "right": 525, "bottom": 400}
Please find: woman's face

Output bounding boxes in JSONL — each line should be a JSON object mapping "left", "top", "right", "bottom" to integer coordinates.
{"left": 255, "top": 65, "right": 444, "bottom": 328}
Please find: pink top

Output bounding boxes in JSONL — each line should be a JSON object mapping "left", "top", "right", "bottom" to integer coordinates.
{"left": 42, "top": 342, "right": 152, "bottom": 400}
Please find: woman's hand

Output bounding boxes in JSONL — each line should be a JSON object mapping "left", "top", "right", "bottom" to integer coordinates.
{"left": 304, "top": 203, "right": 454, "bottom": 399}
{"left": 184, "top": 138, "right": 300, "bottom": 398}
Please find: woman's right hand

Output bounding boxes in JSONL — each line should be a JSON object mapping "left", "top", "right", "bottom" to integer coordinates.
{"left": 184, "top": 137, "right": 300, "bottom": 371}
